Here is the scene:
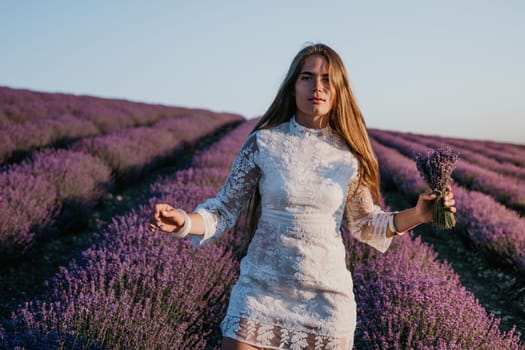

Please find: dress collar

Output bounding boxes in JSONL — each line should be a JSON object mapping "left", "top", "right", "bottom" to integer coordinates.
{"left": 289, "top": 115, "right": 329, "bottom": 137}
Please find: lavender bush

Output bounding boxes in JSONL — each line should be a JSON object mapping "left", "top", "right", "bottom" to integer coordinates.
{"left": 452, "top": 160, "right": 525, "bottom": 213}
{"left": 0, "top": 86, "right": 244, "bottom": 167}
{"left": 0, "top": 86, "right": 243, "bottom": 129}
{"left": 343, "top": 229, "right": 523, "bottom": 349}
{"left": 0, "top": 121, "right": 256, "bottom": 349}
{"left": 152, "top": 112, "right": 241, "bottom": 144}
{"left": 0, "top": 114, "right": 99, "bottom": 164}
{"left": 71, "top": 127, "right": 184, "bottom": 184}
{"left": 1, "top": 219, "right": 239, "bottom": 349}
{"left": 443, "top": 136, "right": 524, "bottom": 167}
{"left": 371, "top": 139, "right": 525, "bottom": 274}
{"left": 0, "top": 86, "right": 180, "bottom": 127}
{"left": 0, "top": 101, "right": 242, "bottom": 257}
{"left": 71, "top": 115, "right": 240, "bottom": 186}
{"left": 0, "top": 150, "right": 112, "bottom": 256}
{"left": 0, "top": 327, "right": 105, "bottom": 350}
{"left": 415, "top": 147, "right": 459, "bottom": 229}
{"left": 452, "top": 189, "right": 525, "bottom": 272}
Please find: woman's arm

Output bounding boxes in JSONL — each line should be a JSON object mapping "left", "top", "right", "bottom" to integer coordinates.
{"left": 343, "top": 174, "right": 457, "bottom": 252}
{"left": 149, "top": 132, "right": 260, "bottom": 246}
{"left": 343, "top": 175, "right": 394, "bottom": 253}
{"left": 387, "top": 185, "right": 456, "bottom": 238}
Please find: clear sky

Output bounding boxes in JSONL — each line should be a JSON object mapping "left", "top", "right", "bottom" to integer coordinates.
{"left": 1, "top": 0, "right": 524, "bottom": 144}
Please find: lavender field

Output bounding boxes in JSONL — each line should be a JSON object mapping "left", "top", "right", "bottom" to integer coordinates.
{"left": 0, "top": 87, "right": 524, "bottom": 349}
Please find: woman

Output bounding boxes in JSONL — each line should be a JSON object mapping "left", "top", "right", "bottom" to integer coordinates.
{"left": 149, "top": 43, "right": 456, "bottom": 350}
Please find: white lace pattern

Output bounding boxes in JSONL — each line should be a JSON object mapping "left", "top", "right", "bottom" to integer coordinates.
{"left": 190, "top": 117, "right": 393, "bottom": 349}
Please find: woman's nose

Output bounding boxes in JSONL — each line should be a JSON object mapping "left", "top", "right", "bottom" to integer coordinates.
{"left": 312, "top": 78, "right": 323, "bottom": 92}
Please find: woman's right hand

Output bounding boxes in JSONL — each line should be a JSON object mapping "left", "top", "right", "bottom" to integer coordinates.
{"left": 149, "top": 203, "right": 185, "bottom": 233}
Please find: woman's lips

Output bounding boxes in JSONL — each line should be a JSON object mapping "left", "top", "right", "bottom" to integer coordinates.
{"left": 309, "top": 97, "right": 325, "bottom": 104}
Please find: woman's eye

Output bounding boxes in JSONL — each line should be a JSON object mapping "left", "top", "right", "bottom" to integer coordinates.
{"left": 300, "top": 75, "right": 311, "bottom": 81}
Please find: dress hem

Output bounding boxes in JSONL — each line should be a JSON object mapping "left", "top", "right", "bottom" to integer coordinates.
{"left": 221, "top": 314, "right": 353, "bottom": 350}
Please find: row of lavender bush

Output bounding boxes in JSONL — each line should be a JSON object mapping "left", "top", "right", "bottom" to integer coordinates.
{"left": 0, "top": 86, "right": 242, "bottom": 165}
{"left": 369, "top": 129, "right": 525, "bottom": 214}
{"left": 0, "top": 112, "right": 241, "bottom": 258}
{"left": 345, "top": 229, "right": 522, "bottom": 349}
{"left": 370, "top": 138, "right": 525, "bottom": 275}
{"left": 70, "top": 114, "right": 241, "bottom": 186}
{"left": 441, "top": 136, "right": 524, "bottom": 167}
{"left": 1, "top": 120, "right": 521, "bottom": 349}
{"left": 0, "top": 150, "right": 112, "bottom": 256}
{"left": 391, "top": 130, "right": 525, "bottom": 181}
{"left": 0, "top": 119, "right": 257, "bottom": 350}
{"left": 385, "top": 129, "right": 524, "bottom": 168}
{"left": 0, "top": 86, "right": 222, "bottom": 127}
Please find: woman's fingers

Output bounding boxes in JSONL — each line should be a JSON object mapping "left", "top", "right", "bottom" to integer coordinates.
{"left": 154, "top": 203, "right": 172, "bottom": 217}
{"left": 148, "top": 204, "right": 189, "bottom": 234}
{"left": 443, "top": 188, "right": 456, "bottom": 213}
{"left": 420, "top": 192, "right": 438, "bottom": 202}
{"left": 149, "top": 213, "right": 158, "bottom": 226}
{"left": 160, "top": 208, "right": 184, "bottom": 226}
{"left": 148, "top": 214, "right": 164, "bottom": 231}
{"left": 148, "top": 203, "right": 178, "bottom": 232}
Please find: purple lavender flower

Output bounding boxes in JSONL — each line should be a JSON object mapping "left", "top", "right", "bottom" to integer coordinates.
{"left": 415, "top": 147, "right": 459, "bottom": 192}
{"left": 415, "top": 147, "right": 459, "bottom": 229}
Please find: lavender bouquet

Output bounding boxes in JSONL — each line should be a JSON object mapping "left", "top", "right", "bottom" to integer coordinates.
{"left": 415, "top": 147, "right": 459, "bottom": 229}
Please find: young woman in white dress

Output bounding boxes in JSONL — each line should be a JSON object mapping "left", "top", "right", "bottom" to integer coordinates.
{"left": 149, "top": 43, "right": 456, "bottom": 350}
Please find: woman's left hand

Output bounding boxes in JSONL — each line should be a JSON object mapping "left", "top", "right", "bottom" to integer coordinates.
{"left": 415, "top": 185, "right": 456, "bottom": 223}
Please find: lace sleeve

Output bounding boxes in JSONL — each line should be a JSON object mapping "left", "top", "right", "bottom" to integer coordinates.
{"left": 189, "top": 132, "right": 260, "bottom": 247}
{"left": 343, "top": 173, "right": 393, "bottom": 253}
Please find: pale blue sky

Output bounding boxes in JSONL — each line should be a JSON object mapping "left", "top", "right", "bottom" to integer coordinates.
{"left": 1, "top": 0, "right": 524, "bottom": 144}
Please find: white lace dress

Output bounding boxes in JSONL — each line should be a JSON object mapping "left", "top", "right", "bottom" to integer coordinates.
{"left": 189, "top": 117, "right": 393, "bottom": 350}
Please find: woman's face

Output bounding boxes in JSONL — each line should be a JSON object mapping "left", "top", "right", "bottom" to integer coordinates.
{"left": 294, "top": 54, "right": 335, "bottom": 124}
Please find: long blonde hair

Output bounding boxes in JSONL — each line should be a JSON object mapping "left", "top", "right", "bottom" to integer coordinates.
{"left": 241, "top": 43, "right": 381, "bottom": 247}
